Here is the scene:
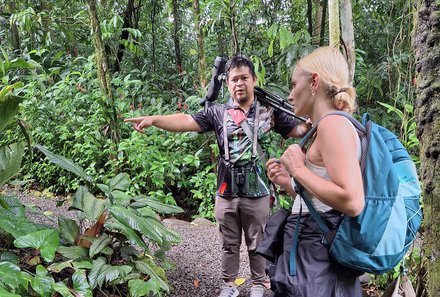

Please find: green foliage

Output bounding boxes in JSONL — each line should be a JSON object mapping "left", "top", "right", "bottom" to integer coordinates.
{"left": 14, "top": 229, "right": 59, "bottom": 262}
{"left": 33, "top": 146, "right": 182, "bottom": 295}
{"left": 377, "top": 101, "right": 419, "bottom": 158}
{"left": 189, "top": 164, "right": 217, "bottom": 220}
{"left": 0, "top": 145, "right": 185, "bottom": 296}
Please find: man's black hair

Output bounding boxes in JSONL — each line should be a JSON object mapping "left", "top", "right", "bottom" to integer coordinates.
{"left": 225, "top": 53, "right": 256, "bottom": 79}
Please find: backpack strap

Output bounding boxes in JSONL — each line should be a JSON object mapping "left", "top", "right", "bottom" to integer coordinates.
{"left": 289, "top": 111, "right": 367, "bottom": 276}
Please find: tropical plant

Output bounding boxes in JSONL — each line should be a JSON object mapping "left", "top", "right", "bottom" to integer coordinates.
{"left": 31, "top": 144, "right": 184, "bottom": 296}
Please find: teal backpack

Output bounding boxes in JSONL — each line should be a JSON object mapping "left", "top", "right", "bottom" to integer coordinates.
{"left": 290, "top": 111, "right": 423, "bottom": 275}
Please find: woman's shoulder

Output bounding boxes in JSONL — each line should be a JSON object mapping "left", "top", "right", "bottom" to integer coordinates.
{"left": 317, "top": 114, "right": 354, "bottom": 132}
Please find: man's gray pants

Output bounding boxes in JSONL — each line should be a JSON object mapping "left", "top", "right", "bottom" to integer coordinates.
{"left": 215, "top": 195, "right": 270, "bottom": 286}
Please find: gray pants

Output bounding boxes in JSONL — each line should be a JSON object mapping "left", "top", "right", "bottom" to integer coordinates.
{"left": 215, "top": 195, "right": 270, "bottom": 285}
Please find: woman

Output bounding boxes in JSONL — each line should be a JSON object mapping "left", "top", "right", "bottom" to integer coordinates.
{"left": 265, "top": 46, "right": 364, "bottom": 296}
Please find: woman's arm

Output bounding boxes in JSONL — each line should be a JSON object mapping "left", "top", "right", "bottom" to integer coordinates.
{"left": 281, "top": 116, "right": 364, "bottom": 216}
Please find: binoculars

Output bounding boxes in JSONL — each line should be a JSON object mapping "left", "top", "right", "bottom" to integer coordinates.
{"left": 230, "top": 165, "right": 251, "bottom": 194}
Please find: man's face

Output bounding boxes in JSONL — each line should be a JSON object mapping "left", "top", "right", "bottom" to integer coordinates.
{"left": 226, "top": 66, "right": 257, "bottom": 105}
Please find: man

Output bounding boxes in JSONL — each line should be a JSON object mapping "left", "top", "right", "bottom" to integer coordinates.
{"left": 125, "top": 53, "right": 306, "bottom": 297}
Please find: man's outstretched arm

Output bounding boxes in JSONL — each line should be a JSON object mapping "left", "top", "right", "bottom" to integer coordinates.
{"left": 124, "top": 114, "right": 203, "bottom": 133}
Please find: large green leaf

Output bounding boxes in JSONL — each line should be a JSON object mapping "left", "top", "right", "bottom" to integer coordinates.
{"left": 58, "top": 216, "right": 80, "bottom": 245}
{"left": 113, "top": 205, "right": 181, "bottom": 246}
{"left": 47, "top": 261, "right": 74, "bottom": 273}
{"left": 0, "top": 252, "right": 19, "bottom": 265}
{"left": 52, "top": 282, "right": 75, "bottom": 297}
{"left": 88, "top": 234, "right": 111, "bottom": 258}
{"left": 109, "top": 206, "right": 163, "bottom": 245}
{"left": 128, "top": 279, "right": 159, "bottom": 297}
{"left": 0, "top": 142, "right": 26, "bottom": 185}
{"left": 0, "top": 83, "right": 24, "bottom": 132}
{"left": 8, "top": 58, "right": 36, "bottom": 71}
{"left": 34, "top": 144, "right": 93, "bottom": 183}
{"left": 87, "top": 257, "right": 106, "bottom": 289}
{"left": 108, "top": 172, "right": 130, "bottom": 192}
{"left": 14, "top": 229, "right": 59, "bottom": 262}
{"left": 0, "top": 261, "right": 21, "bottom": 290}
{"left": 72, "top": 270, "right": 93, "bottom": 297}
{"left": 98, "top": 173, "right": 131, "bottom": 205}
{"left": 131, "top": 195, "right": 184, "bottom": 214}
{"left": 48, "top": 260, "right": 93, "bottom": 273}
{"left": 0, "top": 215, "right": 44, "bottom": 238}
{"left": 105, "top": 221, "right": 148, "bottom": 250}
{"left": 56, "top": 246, "right": 88, "bottom": 260}
{"left": 30, "top": 265, "right": 55, "bottom": 297}
{"left": 0, "top": 286, "right": 21, "bottom": 297}
{"left": 134, "top": 260, "right": 170, "bottom": 292}
{"left": 0, "top": 196, "right": 25, "bottom": 217}
{"left": 71, "top": 186, "right": 107, "bottom": 221}
{"left": 101, "top": 265, "right": 121, "bottom": 283}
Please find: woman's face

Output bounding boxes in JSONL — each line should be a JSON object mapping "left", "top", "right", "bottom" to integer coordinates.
{"left": 288, "top": 68, "right": 312, "bottom": 117}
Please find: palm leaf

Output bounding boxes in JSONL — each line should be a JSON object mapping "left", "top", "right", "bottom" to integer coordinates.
{"left": 34, "top": 144, "right": 93, "bottom": 183}
{"left": 109, "top": 206, "right": 163, "bottom": 245}
{"left": 105, "top": 221, "right": 148, "bottom": 250}
{"left": 134, "top": 259, "right": 170, "bottom": 292}
{"left": 89, "top": 234, "right": 111, "bottom": 258}
{"left": 87, "top": 257, "right": 106, "bottom": 289}
{"left": 108, "top": 173, "right": 130, "bottom": 191}
{"left": 131, "top": 195, "right": 184, "bottom": 214}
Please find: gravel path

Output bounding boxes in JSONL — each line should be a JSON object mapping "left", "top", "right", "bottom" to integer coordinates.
{"left": 2, "top": 186, "right": 272, "bottom": 297}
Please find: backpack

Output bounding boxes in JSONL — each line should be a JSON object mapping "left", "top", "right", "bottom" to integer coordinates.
{"left": 291, "top": 111, "right": 423, "bottom": 275}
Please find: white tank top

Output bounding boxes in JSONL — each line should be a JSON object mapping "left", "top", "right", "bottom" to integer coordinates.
{"left": 291, "top": 118, "right": 361, "bottom": 214}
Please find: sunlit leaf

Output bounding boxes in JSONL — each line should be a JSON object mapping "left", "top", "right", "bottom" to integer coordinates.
{"left": 0, "top": 261, "right": 21, "bottom": 289}
{"left": 31, "top": 265, "right": 55, "bottom": 297}
{"left": 14, "top": 229, "right": 59, "bottom": 262}
{"left": 72, "top": 270, "right": 93, "bottom": 297}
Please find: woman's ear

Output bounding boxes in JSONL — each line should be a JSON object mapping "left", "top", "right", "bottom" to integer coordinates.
{"left": 310, "top": 72, "right": 320, "bottom": 91}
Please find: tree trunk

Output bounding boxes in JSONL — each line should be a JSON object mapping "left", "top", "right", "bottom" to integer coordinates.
{"left": 414, "top": 0, "right": 440, "bottom": 296}
{"left": 307, "top": 0, "right": 313, "bottom": 37}
{"left": 328, "top": 0, "right": 339, "bottom": 47}
{"left": 172, "top": 0, "right": 183, "bottom": 74}
{"left": 229, "top": 0, "right": 239, "bottom": 54}
{"left": 88, "top": 0, "right": 120, "bottom": 144}
{"left": 313, "top": 0, "right": 324, "bottom": 46}
{"left": 151, "top": 0, "right": 157, "bottom": 73}
{"left": 192, "top": 0, "right": 206, "bottom": 89}
{"left": 113, "top": 0, "right": 137, "bottom": 73}
{"left": 320, "top": 0, "right": 327, "bottom": 46}
{"left": 217, "top": 20, "right": 228, "bottom": 58}
{"left": 7, "top": 1, "right": 20, "bottom": 52}
{"left": 340, "top": 0, "right": 355, "bottom": 84}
